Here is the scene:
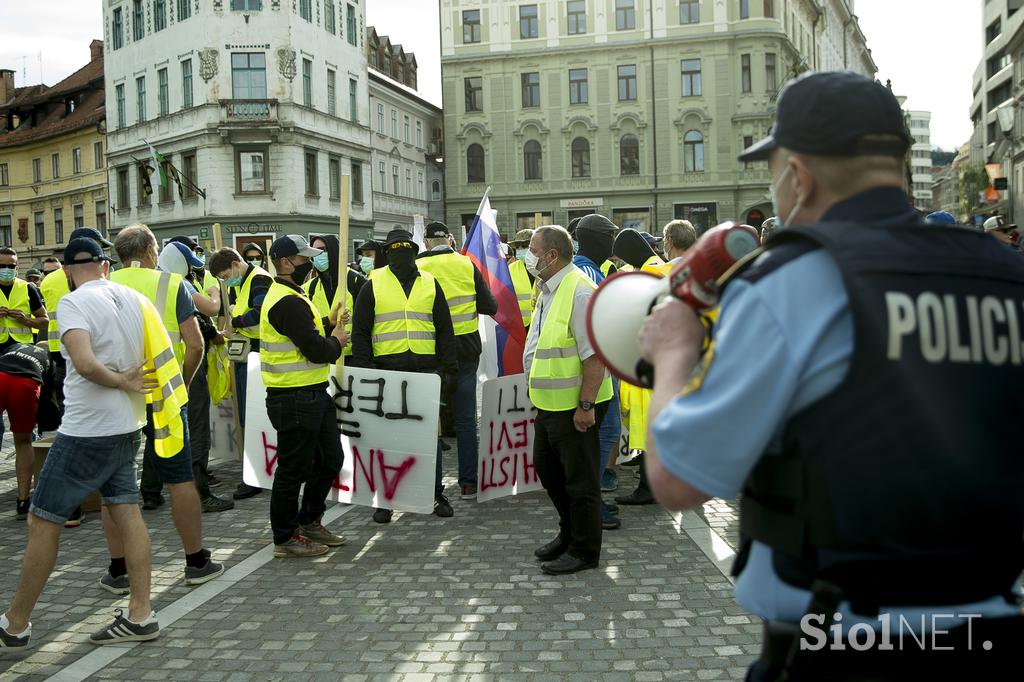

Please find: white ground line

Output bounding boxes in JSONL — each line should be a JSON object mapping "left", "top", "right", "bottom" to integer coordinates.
{"left": 670, "top": 508, "right": 737, "bottom": 582}
{"left": 44, "top": 503, "right": 354, "bottom": 682}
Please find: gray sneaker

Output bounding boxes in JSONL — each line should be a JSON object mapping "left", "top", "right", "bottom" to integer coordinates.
{"left": 99, "top": 572, "right": 130, "bottom": 595}
{"left": 274, "top": 534, "right": 329, "bottom": 558}
{"left": 89, "top": 609, "right": 159, "bottom": 645}
{"left": 298, "top": 521, "right": 346, "bottom": 547}
{"left": 184, "top": 555, "right": 224, "bottom": 586}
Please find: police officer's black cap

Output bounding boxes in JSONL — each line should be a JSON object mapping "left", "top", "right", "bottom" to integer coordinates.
{"left": 383, "top": 228, "right": 419, "bottom": 254}
{"left": 738, "top": 71, "right": 912, "bottom": 162}
{"left": 69, "top": 227, "right": 113, "bottom": 248}
{"left": 576, "top": 214, "right": 618, "bottom": 235}
{"left": 424, "top": 221, "right": 450, "bottom": 238}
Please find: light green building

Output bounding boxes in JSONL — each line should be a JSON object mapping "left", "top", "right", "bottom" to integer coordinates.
{"left": 441, "top": 0, "right": 875, "bottom": 236}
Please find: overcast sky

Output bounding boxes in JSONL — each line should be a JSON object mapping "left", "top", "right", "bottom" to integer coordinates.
{"left": 0, "top": 1, "right": 978, "bottom": 150}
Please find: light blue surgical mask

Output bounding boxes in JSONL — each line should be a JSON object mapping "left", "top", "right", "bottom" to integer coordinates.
{"left": 194, "top": 253, "right": 206, "bottom": 266}
{"left": 359, "top": 256, "right": 374, "bottom": 275}
{"left": 515, "top": 249, "right": 528, "bottom": 262}
{"left": 225, "top": 275, "right": 243, "bottom": 288}
{"left": 313, "top": 252, "right": 330, "bottom": 272}
{"left": 572, "top": 241, "right": 580, "bottom": 255}
{"left": 0, "top": 267, "right": 15, "bottom": 283}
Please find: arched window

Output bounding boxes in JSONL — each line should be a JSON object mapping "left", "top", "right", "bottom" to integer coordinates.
{"left": 467, "top": 143, "right": 485, "bottom": 183}
{"left": 684, "top": 130, "right": 704, "bottom": 172}
{"left": 571, "top": 137, "right": 590, "bottom": 178}
{"left": 524, "top": 140, "right": 543, "bottom": 181}
{"left": 620, "top": 134, "right": 639, "bottom": 176}
{"left": 431, "top": 180, "right": 441, "bottom": 201}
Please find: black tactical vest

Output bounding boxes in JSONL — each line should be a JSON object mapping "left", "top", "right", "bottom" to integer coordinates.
{"left": 733, "top": 221, "right": 1024, "bottom": 613}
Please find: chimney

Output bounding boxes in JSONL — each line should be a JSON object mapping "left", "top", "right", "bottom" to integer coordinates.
{"left": 0, "top": 69, "right": 14, "bottom": 105}
{"left": 90, "top": 40, "right": 104, "bottom": 62}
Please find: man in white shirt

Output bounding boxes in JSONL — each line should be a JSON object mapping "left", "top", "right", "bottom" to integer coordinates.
{"left": 0, "top": 238, "right": 160, "bottom": 648}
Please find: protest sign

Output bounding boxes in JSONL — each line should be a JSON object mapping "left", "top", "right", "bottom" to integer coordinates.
{"left": 477, "top": 374, "right": 542, "bottom": 503}
{"left": 209, "top": 397, "right": 240, "bottom": 462}
{"left": 241, "top": 356, "right": 441, "bottom": 513}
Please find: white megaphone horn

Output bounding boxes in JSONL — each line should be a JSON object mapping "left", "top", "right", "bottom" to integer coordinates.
{"left": 586, "top": 222, "right": 761, "bottom": 388}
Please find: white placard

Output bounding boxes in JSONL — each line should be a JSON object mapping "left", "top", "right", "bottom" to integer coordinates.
{"left": 242, "top": 356, "right": 441, "bottom": 514}
{"left": 477, "top": 374, "right": 542, "bottom": 503}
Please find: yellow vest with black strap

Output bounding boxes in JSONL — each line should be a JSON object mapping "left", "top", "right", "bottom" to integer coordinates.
{"left": 528, "top": 268, "right": 613, "bottom": 411}
{"left": 40, "top": 270, "right": 71, "bottom": 352}
{"left": 233, "top": 265, "right": 272, "bottom": 340}
{"left": 371, "top": 267, "right": 437, "bottom": 357}
{"left": 259, "top": 281, "right": 331, "bottom": 388}
{"left": 416, "top": 252, "right": 479, "bottom": 336}
{"left": 600, "top": 260, "right": 614, "bottom": 278}
{"left": 0, "top": 278, "right": 36, "bottom": 344}
{"left": 640, "top": 255, "right": 667, "bottom": 275}
{"left": 111, "top": 267, "right": 186, "bottom": 366}
{"left": 136, "top": 291, "right": 189, "bottom": 458}
{"left": 303, "top": 276, "right": 353, "bottom": 356}
{"left": 508, "top": 259, "right": 534, "bottom": 328}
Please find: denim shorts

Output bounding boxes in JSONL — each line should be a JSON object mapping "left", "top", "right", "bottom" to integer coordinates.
{"left": 31, "top": 430, "right": 143, "bottom": 524}
{"left": 145, "top": 404, "right": 194, "bottom": 485}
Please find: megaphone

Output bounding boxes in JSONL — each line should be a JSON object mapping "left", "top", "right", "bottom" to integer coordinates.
{"left": 586, "top": 222, "right": 761, "bottom": 388}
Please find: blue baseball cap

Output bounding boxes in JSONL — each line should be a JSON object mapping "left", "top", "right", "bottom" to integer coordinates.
{"left": 64, "top": 238, "right": 111, "bottom": 265}
{"left": 925, "top": 211, "right": 957, "bottom": 226}
{"left": 166, "top": 241, "right": 204, "bottom": 268}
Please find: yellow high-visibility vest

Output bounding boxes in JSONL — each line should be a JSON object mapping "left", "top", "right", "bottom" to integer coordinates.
{"left": 111, "top": 267, "right": 185, "bottom": 366}
{"left": 233, "top": 265, "right": 272, "bottom": 339}
{"left": 303, "top": 276, "right": 353, "bottom": 356}
{"left": 416, "top": 252, "right": 479, "bottom": 336}
{"left": 370, "top": 267, "right": 437, "bottom": 357}
{"left": 600, "top": 260, "right": 614, "bottom": 278}
{"left": 0, "top": 278, "right": 36, "bottom": 344}
{"left": 137, "top": 291, "right": 189, "bottom": 458}
{"left": 640, "top": 255, "right": 667, "bottom": 275}
{"left": 528, "top": 268, "right": 612, "bottom": 411}
{"left": 508, "top": 259, "right": 534, "bottom": 328}
{"left": 40, "top": 270, "right": 70, "bottom": 352}
{"left": 259, "top": 282, "right": 330, "bottom": 389}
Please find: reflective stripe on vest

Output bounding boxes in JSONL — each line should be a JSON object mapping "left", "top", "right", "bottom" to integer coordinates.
{"left": 0, "top": 278, "right": 36, "bottom": 343}
{"left": 303, "top": 276, "right": 353, "bottom": 356}
{"left": 137, "top": 292, "right": 189, "bottom": 458}
{"left": 234, "top": 265, "right": 272, "bottom": 339}
{"left": 528, "top": 268, "right": 612, "bottom": 411}
{"left": 416, "top": 252, "right": 479, "bottom": 336}
{"left": 508, "top": 259, "right": 534, "bottom": 327}
{"left": 259, "top": 281, "right": 330, "bottom": 388}
{"left": 40, "top": 270, "right": 71, "bottom": 352}
{"left": 371, "top": 267, "right": 437, "bottom": 357}
{"left": 111, "top": 267, "right": 186, "bottom": 366}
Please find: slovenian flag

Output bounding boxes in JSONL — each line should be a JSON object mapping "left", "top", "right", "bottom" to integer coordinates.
{"left": 462, "top": 190, "right": 526, "bottom": 377}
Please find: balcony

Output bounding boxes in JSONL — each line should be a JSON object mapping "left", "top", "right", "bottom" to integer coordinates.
{"left": 372, "top": 191, "right": 429, "bottom": 219}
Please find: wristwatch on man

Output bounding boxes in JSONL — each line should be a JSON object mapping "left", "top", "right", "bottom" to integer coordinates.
{"left": 579, "top": 400, "right": 594, "bottom": 411}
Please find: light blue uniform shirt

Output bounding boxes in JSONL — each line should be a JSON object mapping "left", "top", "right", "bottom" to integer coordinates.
{"left": 651, "top": 248, "right": 1020, "bottom": 629}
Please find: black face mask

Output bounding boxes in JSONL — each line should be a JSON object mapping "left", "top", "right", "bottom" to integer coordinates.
{"left": 577, "top": 228, "right": 614, "bottom": 266}
{"left": 289, "top": 259, "right": 314, "bottom": 284}
{"left": 387, "top": 249, "right": 418, "bottom": 280}
{"left": 613, "top": 230, "right": 657, "bottom": 269}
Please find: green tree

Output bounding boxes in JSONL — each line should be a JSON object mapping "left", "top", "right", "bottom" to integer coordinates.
{"left": 959, "top": 164, "right": 990, "bottom": 219}
{"left": 931, "top": 149, "right": 956, "bottom": 167}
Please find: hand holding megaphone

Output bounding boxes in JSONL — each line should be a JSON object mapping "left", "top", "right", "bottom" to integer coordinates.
{"left": 586, "top": 222, "right": 760, "bottom": 388}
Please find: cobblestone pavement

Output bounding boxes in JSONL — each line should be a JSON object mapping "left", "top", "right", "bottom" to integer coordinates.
{"left": 0, "top": 427, "right": 757, "bottom": 681}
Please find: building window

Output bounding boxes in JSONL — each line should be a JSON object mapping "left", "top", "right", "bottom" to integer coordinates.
{"left": 742, "top": 135, "right": 754, "bottom": 168}
{"left": 987, "top": 18, "right": 1002, "bottom": 45}
{"left": 178, "top": 0, "right": 191, "bottom": 20}
{"left": 54, "top": 208, "right": 64, "bottom": 244}
{"left": 684, "top": 130, "right": 705, "bottom": 172}
{"left": 349, "top": 79, "right": 358, "bottom": 123}
{"left": 237, "top": 148, "right": 268, "bottom": 193}
{"left": 741, "top": 54, "right": 751, "bottom": 93}
{"left": 681, "top": 59, "right": 701, "bottom": 96}
{"left": 616, "top": 0, "right": 636, "bottom": 30}
{"left": 351, "top": 162, "right": 363, "bottom": 203}
{"left": 327, "top": 69, "right": 337, "bottom": 115}
{"left": 347, "top": 4, "right": 357, "bottom": 45}
{"left": 158, "top": 68, "right": 169, "bottom": 116}
{"left": 378, "top": 161, "right": 385, "bottom": 191}
{"left": 620, "top": 135, "right": 639, "bottom": 175}
{"left": 431, "top": 180, "right": 441, "bottom": 202}
{"left": 159, "top": 159, "right": 174, "bottom": 203}
{"left": 302, "top": 59, "right": 312, "bottom": 107}
{"left": 524, "top": 140, "right": 543, "bottom": 181}
{"left": 0, "top": 216, "right": 10, "bottom": 248}
{"left": 95, "top": 200, "right": 107, "bottom": 232}
{"left": 417, "top": 171, "right": 424, "bottom": 199}
{"left": 740, "top": 0, "right": 749, "bottom": 19}
{"left": 569, "top": 68, "right": 588, "bottom": 104}
{"left": 404, "top": 115, "right": 411, "bottom": 143}
{"left": 0, "top": 164, "right": 7, "bottom": 187}
{"left": 231, "top": 53, "right": 268, "bottom": 99}
{"left": 521, "top": 72, "right": 540, "bottom": 108}
{"left": 520, "top": 5, "right": 538, "bottom": 39}
{"left": 137, "top": 166, "right": 151, "bottom": 207}
{"left": 764, "top": 0, "right": 774, "bottom": 17}
{"left": 116, "top": 83, "right": 126, "bottom": 128}
{"left": 392, "top": 164, "right": 399, "bottom": 194}
{"left": 304, "top": 151, "right": 319, "bottom": 196}
{"left": 416, "top": 121, "right": 423, "bottom": 148}
{"left": 181, "top": 59, "right": 194, "bottom": 109}
{"left": 112, "top": 8, "right": 124, "bottom": 50}
{"left": 154, "top": 0, "right": 167, "bottom": 31}
{"left": 73, "top": 204, "right": 85, "bottom": 229}
{"left": 680, "top": 0, "right": 699, "bottom": 23}
{"left": 391, "top": 109, "right": 398, "bottom": 137}
{"left": 32, "top": 158, "right": 41, "bottom": 184}
{"left": 467, "top": 144, "right": 485, "bottom": 183}
{"left": 571, "top": 137, "right": 590, "bottom": 178}
{"left": 300, "top": 0, "right": 312, "bottom": 22}
{"left": 765, "top": 53, "right": 777, "bottom": 92}
{"left": 132, "top": 0, "right": 144, "bottom": 41}
{"left": 377, "top": 103, "right": 384, "bottom": 133}
{"left": 51, "top": 153, "right": 60, "bottom": 179}
{"left": 231, "top": 0, "right": 263, "bottom": 8}
{"left": 117, "top": 167, "right": 130, "bottom": 209}
{"left": 567, "top": 0, "right": 586, "bottom": 34}
{"left": 618, "top": 64, "right": 637, "bottom": 101}
{"left": 136, "top": 76, "right": 146, "bottom": 122}
{"left": 325, "top": 0, "right": 335, "bottom": 34}
{"left": 328, "top": 157, "right": 340, "bottom": 200}
{"left": 516, "top": 212, "right": 554, "bottom": 231}
{"left": 71, "top": 147, "right": 82, "bottom": 175}
{"left": 463, "top": 9, "right": 481, "bottom": 43}
{"left": 34, "top": 212, "right": 45, "bottom": 245}
{"left": 405, "top": 168, "right": 412, "bottom": 196}
{"left": 182, "top": 152, "right": 197, "bottom": 198}
{"left": 465, "top": 77, "right": 483, "bottom": 112}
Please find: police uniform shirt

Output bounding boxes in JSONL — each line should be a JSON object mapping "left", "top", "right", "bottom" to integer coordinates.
{"left": 650, "top": 188, "right": 1022, "bottom": 629}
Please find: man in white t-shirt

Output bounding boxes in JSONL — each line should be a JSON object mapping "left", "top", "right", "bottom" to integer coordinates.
{"left": 0, "top": 238, "right": 161, "bottom": 648}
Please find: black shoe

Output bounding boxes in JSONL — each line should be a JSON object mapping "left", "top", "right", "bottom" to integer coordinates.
{"left": 141, "top": 495, "right": 165, "bottom": 510}
{"left": 201, "top": 495, "right": 235, "bottom": 513}
{"left": 601, "top": 503, "right": 621, "bottom": 530}
{"left": 620, "top": 451, "right": 644, "bottom": 467}
{"left": 372, "top": 508, "right": 393, "bottom": 524}
{"left": 207, "top": 473, "right": 223, "bottom": 489}
{"left": 534, "top": 535, "right": 568, "bottom": 561}
{"left": 15, "top": 498, "right": 29, "bottom": 520}
{"left": 433, "top": 493, "right": 454, "bottom": 518}
{"left": 0, "top": 618, "right": 30, "bottom": 648}
{"left": 541, "top": 554, "right": 598, "bottom": 575}
{"left": 605, "top": 502, "right": 619, "bottom": 515}
{"left": 615, "top": 489, "right": 655, "bottom": 505}
{"left": 440, "top": 440, "right": 451, "bottom": 451}
{"left": 232, "top": 483, "right": 262, "bottom": 500}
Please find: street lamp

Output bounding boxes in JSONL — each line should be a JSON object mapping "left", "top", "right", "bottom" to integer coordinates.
{"left": 997, "top": 104, "right": 1015, "bottom": 222}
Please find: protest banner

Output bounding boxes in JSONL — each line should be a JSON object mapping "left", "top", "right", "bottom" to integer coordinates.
{"left": 208, "top": 398, "right": 240, "bottom": 462}
{"left": 241, "top": 356, "right": 441, "bottom": 513}
{"left": 477, "top": 374, "right": 542, "bottom": 503}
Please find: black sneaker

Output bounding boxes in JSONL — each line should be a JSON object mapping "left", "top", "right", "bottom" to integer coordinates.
{"left": 141, "top": 495, "right": 165, "bottom": 510}
{"left": 232, "top": 482, "right": 262, "bottom": 500}
{"left": 15, "top": 499, "right": 29, "bottom": 521}
{"left": 184, "top": 552, "right": 224, "bottom": 586}
{"left": 200, "top": 495, "right": 235, "bottom": 513}
{"left": 0, "top": 617, "right": 29, "bottom": 648}
{"left": 207, "top": 473, "right": 223, "bottom": 488}
{"left": 99, "top": 572, "right": 130, "bottom": 595}
{"left": 89, "top": 609, "right": 159, "bottom": 645}
{"left": 372, "top": 508, "right": 393, "bottom": 524}
{"left": 433, "top": 493, "right": 454, "bottom": 518}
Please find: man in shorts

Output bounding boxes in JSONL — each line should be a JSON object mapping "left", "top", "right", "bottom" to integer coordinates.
{"left": 0, "top": 342, "right": 52, "bottom": 519}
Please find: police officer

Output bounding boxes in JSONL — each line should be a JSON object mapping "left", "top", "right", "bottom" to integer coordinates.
{"left": 416, "top": 221, "right": 497, "bottom": 499}
{"left": 350, "top": 228, "right": 458, "bottom": 523}
{"left": 261, "top": 235, "right": 348, "bottom": 558}
{"left": 507, "top": 229, "right": 536, "bottom": 330}
{"left": 639, "top": 71, "right": 1024, "bottom": 680}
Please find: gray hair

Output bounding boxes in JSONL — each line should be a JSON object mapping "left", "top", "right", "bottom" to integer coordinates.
{"left": 534, "top": 225, "right": 573, "bottom": 262}
{"left": 663, "top": 220, "right": 697, "bottom": 252}
{"left": 114, "top": 224, "right": 157, "bottom": 264}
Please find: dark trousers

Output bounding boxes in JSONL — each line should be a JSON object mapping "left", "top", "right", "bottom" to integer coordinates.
{"left": 234, "top": 359, "right": 247, "bottom": 428}
{"left": 267, "top": 388, "right": 344, "bottom": 545}
{"left": 533, "top": 403, "right": 608, "bottom": 563}
{"left": 453, "top": 360, "right": 478, "bottom": 487}
{"left": 189, "top": 361, "right": 212, "bottom": 499}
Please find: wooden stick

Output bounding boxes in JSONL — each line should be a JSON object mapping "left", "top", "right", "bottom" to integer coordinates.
{"left": 212, "top": 222, "right": 245, "bottom": 459}
{"left": 335, "top": 174, "right": 350, "bottom": 380}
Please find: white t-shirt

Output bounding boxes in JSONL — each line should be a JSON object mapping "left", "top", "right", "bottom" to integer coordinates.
{"left": 58, "top": 279, "right": 147, "bottom": 437}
